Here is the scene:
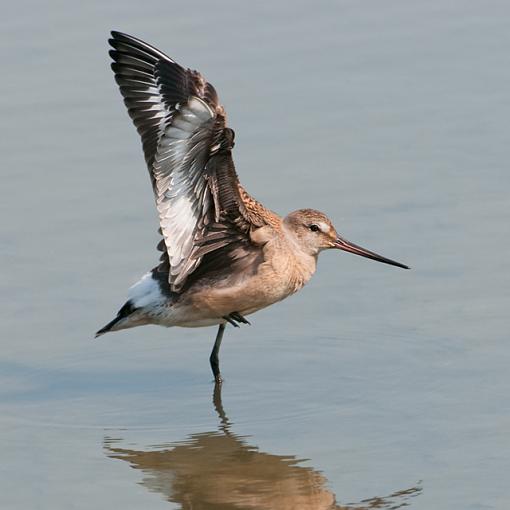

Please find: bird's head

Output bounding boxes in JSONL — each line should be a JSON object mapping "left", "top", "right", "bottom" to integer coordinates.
{"left": 283, "top": 209, "right": 409, "bottom": 269}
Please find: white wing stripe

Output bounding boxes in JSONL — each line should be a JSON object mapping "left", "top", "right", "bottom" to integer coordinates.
{"left": 110, "top": 32, "right": 255, "bottom": 291}
{"left": 152, "top": 95, "right": 216, "bottom": 285}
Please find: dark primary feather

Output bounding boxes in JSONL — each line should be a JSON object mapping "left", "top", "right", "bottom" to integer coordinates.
{"left": 109, "top": 31, "right": 278, "bottom": 292}
{"left": 109, "top": 31, "right": 214, "bottom": 184}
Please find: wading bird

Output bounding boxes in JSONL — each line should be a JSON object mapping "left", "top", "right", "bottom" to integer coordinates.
{"left": 96, "top": 31, "right": 409, "bottom": 383}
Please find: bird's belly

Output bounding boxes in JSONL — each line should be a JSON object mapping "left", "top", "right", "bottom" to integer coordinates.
{"left": 186, "top": 271, "right": 301, "bottom": 319}
{"left": 130, "top": 272, "right": 285, "bottom": 328}
{"left": 145, "top": 302, "right": 224, "bottom": 328}
{"left": 135, "top": 249, "right": 314, "bottom": 328}
{"left": 150, "top": 287, "right": 284, "bottom": 328}
{"left": 177, "top": 317, "right": 225, "bottom": 328}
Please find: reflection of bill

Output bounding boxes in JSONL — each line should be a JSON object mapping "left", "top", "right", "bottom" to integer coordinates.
{"left": 104, "top": 386, "right": 421, "bottom": 510}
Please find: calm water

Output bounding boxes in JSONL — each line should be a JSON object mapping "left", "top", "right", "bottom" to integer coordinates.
{"left": 1, "top": 1, "right": 509, "bottom": 509}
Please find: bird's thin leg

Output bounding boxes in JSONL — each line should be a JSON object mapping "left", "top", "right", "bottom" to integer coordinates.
{"left": 210, "top": 323, "right": 226, "bottom": 384}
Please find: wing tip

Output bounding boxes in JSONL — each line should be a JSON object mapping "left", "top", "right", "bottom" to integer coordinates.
{"left": 108, "top": 30, "right": 175, "bottom": 63}
{"left": 110, "top": 30, "right": 131, "bottom": 41}
{"left": 109, "top": 30, "right": 127, "bottom": 48}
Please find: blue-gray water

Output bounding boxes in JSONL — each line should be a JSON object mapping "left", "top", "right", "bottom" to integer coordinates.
{"left": 1, "top": 1, "right": 509, "bottom": 509}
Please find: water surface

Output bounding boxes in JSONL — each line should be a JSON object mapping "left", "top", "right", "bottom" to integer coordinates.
{"left": 1, "top": 1, "right": 509, "bottom": 509}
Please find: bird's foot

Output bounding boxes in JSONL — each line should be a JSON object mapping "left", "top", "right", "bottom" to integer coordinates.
{"left": 222, "top": 312, "right": 251, "bottom": 327}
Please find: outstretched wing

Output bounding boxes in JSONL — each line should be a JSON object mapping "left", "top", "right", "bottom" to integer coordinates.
{"left": 109, "top": 31, "right": 278, "bottom": 291}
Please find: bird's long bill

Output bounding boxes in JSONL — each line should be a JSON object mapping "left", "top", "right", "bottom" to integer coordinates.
{"left": 334, "top": 236, "right": 409, "bottom": 269}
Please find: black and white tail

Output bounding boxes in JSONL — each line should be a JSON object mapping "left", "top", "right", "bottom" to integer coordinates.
{"left": 95, "top": 301, "right": 136, "bottom": 338}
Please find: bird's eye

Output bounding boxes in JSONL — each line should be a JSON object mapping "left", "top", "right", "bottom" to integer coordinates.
{"left": 309, "top": 224, "right": 320, "bottom": 232}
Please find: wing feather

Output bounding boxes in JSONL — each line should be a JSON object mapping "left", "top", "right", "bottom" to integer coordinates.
{"left": 109, "top": 31, "right": 279, "bottom": 291}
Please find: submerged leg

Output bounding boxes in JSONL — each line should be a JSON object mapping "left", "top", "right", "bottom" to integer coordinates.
{"left": 210, "top": 323, "right": 226, "bottom": 384}
{"left": 212, "top": 380, "right": 230, "bottom": 432}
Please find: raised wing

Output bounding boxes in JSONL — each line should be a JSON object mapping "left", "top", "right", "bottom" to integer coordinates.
{"left": 109, "top": 31, "right": 278, "bottom": 291}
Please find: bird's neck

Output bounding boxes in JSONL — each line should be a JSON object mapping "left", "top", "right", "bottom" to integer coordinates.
{"left": 279, "top": 225, "right": 318, "bottom": 291}
{"left": 290, "top": 251, "right": 317, "bottom": 291}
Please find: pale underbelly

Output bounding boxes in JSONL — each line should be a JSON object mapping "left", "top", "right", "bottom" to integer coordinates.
{"left": 148, "top": 299, "right": 273, "bottom": 328}
{"left": 145, "top": 279, "right": 296, "bottom": 328}
{"left": 177, "top": 318, "right": 226, "bottom": 328}
{"left": 135, "top": 263, "right": 309, "bottom": 329}
{"left": 182, "top": 276, "right": 298, "bottom": 325}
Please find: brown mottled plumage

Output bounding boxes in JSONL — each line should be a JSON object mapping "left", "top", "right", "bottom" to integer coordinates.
{"left": 97, "top": 32, "right": 409, "bottom": 382}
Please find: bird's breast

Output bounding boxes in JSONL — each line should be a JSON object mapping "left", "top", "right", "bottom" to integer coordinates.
{"left": 186, "top": 242, "right": 317, "bottom": 318}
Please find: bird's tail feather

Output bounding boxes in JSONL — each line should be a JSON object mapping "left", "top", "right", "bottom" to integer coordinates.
{"left": 95, "top": 301, "right": 136, "bottom": 338}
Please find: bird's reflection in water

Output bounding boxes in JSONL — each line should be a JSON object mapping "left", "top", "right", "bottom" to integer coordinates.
{"left": 105, "top": 385, "right": 421, "bottom": 509}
